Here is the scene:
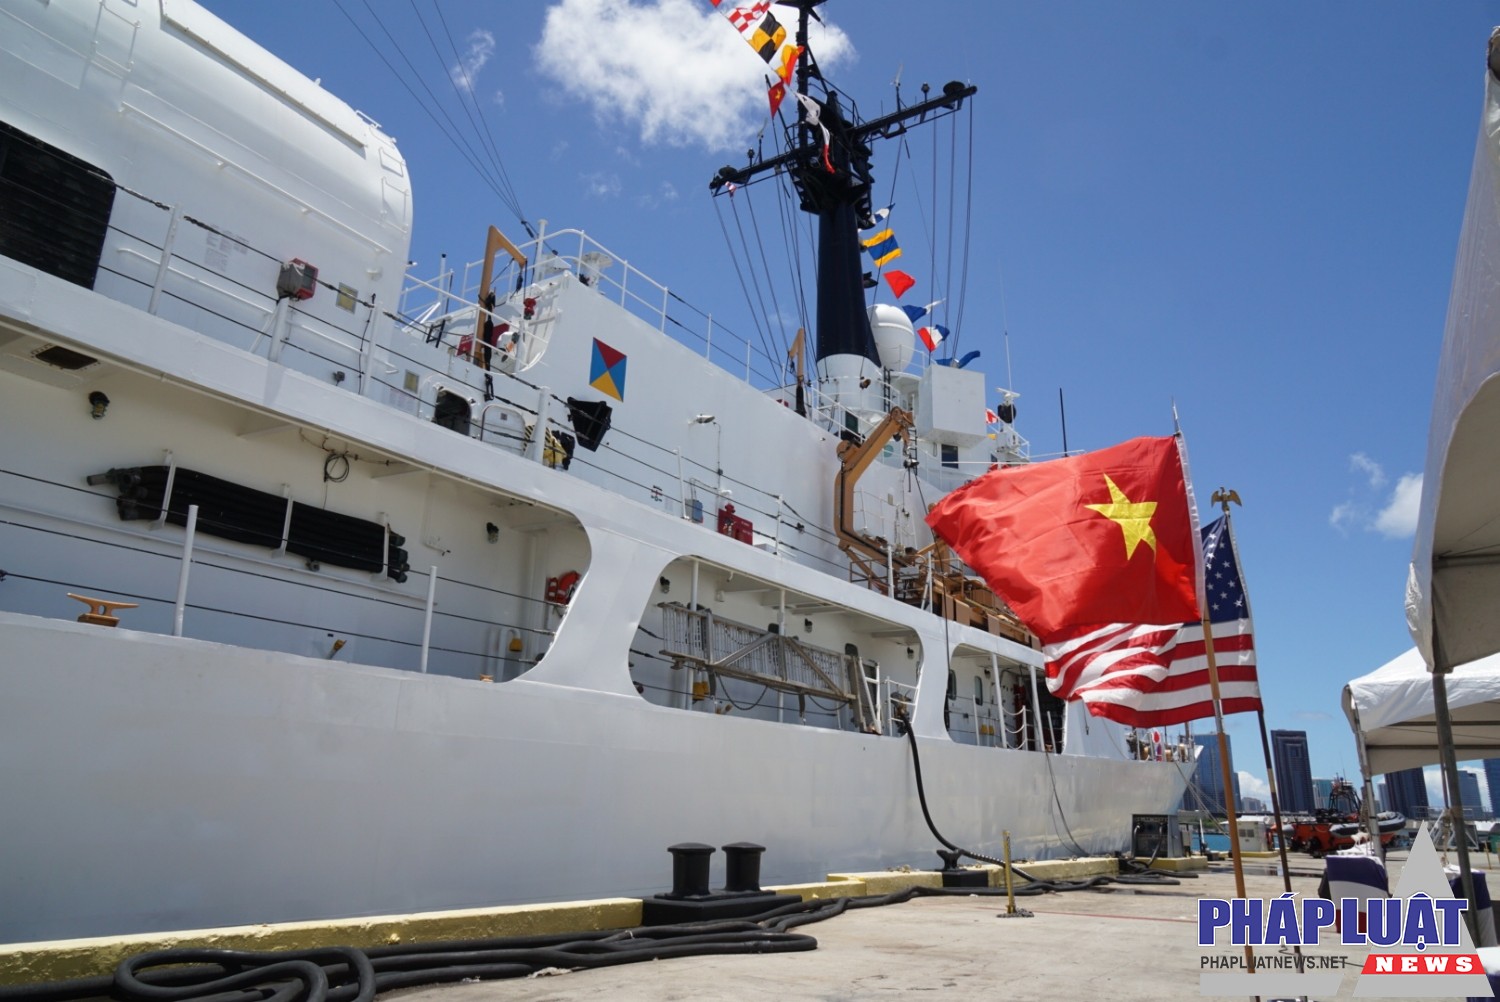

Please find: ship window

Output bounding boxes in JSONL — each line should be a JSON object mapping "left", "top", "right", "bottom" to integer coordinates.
{"left": 946, "top": 669, "right": 957, "bottom": 701}
{"left": 941, "top": 444, "right": 959, "bottom": 469}
{"left": 973, "top": 675, "right": 984, "bottom": 706}
{"left": 0, "top": 121, "right": 116, "bottom": 289}
{"left": 433, "top": 390, "right": 471, "bottom": 434}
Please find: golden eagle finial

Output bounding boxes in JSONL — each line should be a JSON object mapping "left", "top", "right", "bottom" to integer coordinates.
{"left": 1210, "top": 488, "right": 1242, "bottom": 513}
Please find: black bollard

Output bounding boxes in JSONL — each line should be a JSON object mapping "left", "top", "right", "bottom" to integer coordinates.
{"left": 666, "top": 842, "right": 715, "bottom": 898}
{"left": 722, "top": 842, "right": 766, "bottom": 893}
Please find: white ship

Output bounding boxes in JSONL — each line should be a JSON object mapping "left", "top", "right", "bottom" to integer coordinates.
{"left": 0, "top": 0, "right": 1189, "bottom": 942}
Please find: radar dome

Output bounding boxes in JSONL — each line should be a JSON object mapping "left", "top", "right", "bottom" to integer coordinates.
{"left": 868, "top": 304, "right": 915, "bottom": 373}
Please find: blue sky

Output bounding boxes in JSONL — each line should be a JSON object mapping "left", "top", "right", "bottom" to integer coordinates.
{"left": 205, "top": 1, "right": 1500, "bottom": 808}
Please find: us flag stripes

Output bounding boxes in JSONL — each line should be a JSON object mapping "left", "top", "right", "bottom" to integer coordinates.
{"left": 1042, "top": 515, "right": 1261, "bottom": 727}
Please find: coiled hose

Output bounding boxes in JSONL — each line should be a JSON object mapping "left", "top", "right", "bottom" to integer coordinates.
{"left": 0, "top": 885, "right": 1066, "bottom": 1002}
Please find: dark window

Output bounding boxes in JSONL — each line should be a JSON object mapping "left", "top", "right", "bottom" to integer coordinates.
{"left": 0, "top": 121, "right": 115, "bottom": 288}
{"left": 433, "top": 390, "right": 472, "bottom": 434}
{"left": 941, "top": 444, "right": 959, "bottom": 469}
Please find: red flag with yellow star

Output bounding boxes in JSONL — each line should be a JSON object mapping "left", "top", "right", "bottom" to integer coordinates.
{"left": 925, "top": 435, "right": 1201, "bottom": 640}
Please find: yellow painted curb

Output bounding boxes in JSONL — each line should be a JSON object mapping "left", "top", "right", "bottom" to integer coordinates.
{"left": 1148, "top": 856, "right": 1210, "bottom": 872}
{"left": 824, "top": 871, "right": 945, "bottom": 895}
{"left": 0, "top": 899, "right": 642, "bottom": 987}
{"left": 1010, "top": 857, "right": 1118, "bottom": 881}
{"left": 766, "top": 880, "right": 867, "bottom": 901}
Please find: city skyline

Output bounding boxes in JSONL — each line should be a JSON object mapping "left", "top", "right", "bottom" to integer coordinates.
{"left": 1270, "top": 729, "right": 1316, "bottom": 814}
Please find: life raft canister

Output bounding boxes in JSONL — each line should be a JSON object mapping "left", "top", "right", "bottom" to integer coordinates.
{"left": 545, "top": 570, "right": 580, "bottom": 604}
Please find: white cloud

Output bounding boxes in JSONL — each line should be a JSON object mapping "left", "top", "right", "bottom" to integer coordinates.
{"left": 451, "top": 29, "right": 497, "bottom": 93}
{"left": 1329, "top": 455, "right": 1421, "bottom": 539}
{"left": 535, "top": 0, "right": 853, "bottom": 151}
{"left": 1238, "top": 771, "right": 1269, "bottom": 804}
{"left": 1349, "top": 452, "right": 1386, "bottom": 490}
{"left": 581, "top": 171, "right": 622, "bottom": 198}
{"left": 1373, "top": 473, "right": 1422, "bottom": 539}
{"left": 635, "top": 180, "right": 680, "bottom": 208}
{"left": 1328, "top": 501, "right": 1359, "bottom": 534}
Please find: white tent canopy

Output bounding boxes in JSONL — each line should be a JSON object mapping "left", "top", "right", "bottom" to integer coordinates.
{"left": 1406, "top": 56, "right": 1500, "bottom": 670}
{"left": 1343, "top": 647, "right": 1500, "bottom": 776}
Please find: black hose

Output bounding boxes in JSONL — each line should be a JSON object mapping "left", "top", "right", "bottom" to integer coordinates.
{"left": 894, "top": 704, "right": 1046, "bottom": 881}
{"left": 0, "top": 881, "right": 1096, "bottom": 1002}
{"left": 892, "top": 705, "right": 1188, "bottom": 889}
{"left": 0, "top": 875, "right": 1168, "bottom": 1002}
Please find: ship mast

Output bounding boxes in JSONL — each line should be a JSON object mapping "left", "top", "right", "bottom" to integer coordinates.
{"left": 709, "top": 1, "right": 976, "bottom": 375}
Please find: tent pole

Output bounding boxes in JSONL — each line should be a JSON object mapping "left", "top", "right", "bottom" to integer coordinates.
{"left": 1432, "top": 626, "right": 1479, "bottom": 941}
{"left": 1348, "top": 706, "right": 1385, "bottom": 866}
{"left": 1255, "top": 710, "right": 1302, "bottom": 973}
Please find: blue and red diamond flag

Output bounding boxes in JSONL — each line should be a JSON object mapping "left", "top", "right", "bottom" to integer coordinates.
{"left": 589, "top": 338, "right": 627, "bottom": 401}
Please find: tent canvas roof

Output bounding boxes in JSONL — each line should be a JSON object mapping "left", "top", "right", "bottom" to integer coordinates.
{"left": 1343, "top": 647, "right": 1500, "bottom": 775}
{"left": 1407, "top": 58, "right": 1500, "bottom": 670}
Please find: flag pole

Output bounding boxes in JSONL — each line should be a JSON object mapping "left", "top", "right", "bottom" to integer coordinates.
{"left": 1206, "top": 488, "right": 1255, "bottom": 982}
{"left": 1254, "top": 709, "right": 1304, "bottom": 975}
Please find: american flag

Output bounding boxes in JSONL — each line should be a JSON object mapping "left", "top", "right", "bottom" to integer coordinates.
{"left": 1042, "top": 515, "right": 1261, "bottom": 727}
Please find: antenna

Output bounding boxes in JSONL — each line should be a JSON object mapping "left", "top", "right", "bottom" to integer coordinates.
{"left": 1058, "top": 388, "right": 1069, "bottom": 458}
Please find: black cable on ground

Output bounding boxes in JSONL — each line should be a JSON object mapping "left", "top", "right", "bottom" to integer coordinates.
{"left": 893, "top": 705, "right": 1190, "bottom": 889}
{"left": 0, "top": 872, "right": 1196, "bottom": 1002}
{"left": 0, "top": 889, "right": 1052, "bottom": 1002}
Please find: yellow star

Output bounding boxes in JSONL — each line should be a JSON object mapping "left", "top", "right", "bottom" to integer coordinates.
{"left": 1085, "top": 475, "right": 1158, "bottom": 560}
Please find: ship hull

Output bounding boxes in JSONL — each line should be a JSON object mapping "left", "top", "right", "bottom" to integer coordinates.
{"left": 0, "top": 610, "right": 1185, "bottom": 943}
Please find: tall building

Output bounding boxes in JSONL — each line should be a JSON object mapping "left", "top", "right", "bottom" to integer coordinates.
{"left": 1458, "top": 770, "right": 1486, "bottom": 820}
{"left": 1184, "top": 733, "right": 1238, "bottom": 815}
{"left": 1484, "top": 759, "right": 1500, "bottom": 817}
{"left": 1384, "top": 767, "right": 1430, "bottom": 820}
{"left": 1378, "top": 781, "right": 1388, "bottom": 813}
{"left": 1270, "top": 730, "right": 1316, "bottom": 813}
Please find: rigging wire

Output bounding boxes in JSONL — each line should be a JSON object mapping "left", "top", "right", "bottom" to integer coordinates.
{"left": 425, "top": 1, "right": 524, "bottom": 218}
{"left": 330, "top": 0, "right": 528, "bottom": 233}
{"left": 710, "top": 204, "right": 774, "bottom": 372}
{"left": 738, "top": 183, "right": 794, "bottom": 367}
{"left": 942, "top": 107, "right": 959, "bottom": 354}
{"left": 954, "top": 100, "right": 978, "bottom": 360}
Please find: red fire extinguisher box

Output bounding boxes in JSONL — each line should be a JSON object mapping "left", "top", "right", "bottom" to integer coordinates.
{"left": 716, "top": 503, "right": 753, "bottom": 544}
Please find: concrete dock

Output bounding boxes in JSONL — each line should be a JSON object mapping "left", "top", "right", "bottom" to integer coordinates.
{"left": 389, "top": 862, "right": 1367, "bottom": 1002}
{"left": 6, "top": 850, "right": 1498, "bottom": 1002}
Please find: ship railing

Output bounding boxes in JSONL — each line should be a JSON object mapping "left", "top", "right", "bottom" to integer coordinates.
{"left": 399, "top": 225, "right": 793, "bottom": 391}
{"left": 87, "top": 188, "right": 982, "bottom": 601}
{"left": 657, "top": 602, "right": 877, "bottom": 731}
{"left": 879, "top": 677, "right": 918, "bottom": 738}
{"left": 96, "top": 185, "right": 394, "bottom": 397}
{"left": 0, "top": 466, "right": 560, "bottom": 682}
{"left": 945, "top": 693, "right": 1008, "bottom": 748}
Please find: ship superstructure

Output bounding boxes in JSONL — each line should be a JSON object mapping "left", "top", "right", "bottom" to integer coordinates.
{"left": 0, "top": 0, "right": 1188, "bottom": 942}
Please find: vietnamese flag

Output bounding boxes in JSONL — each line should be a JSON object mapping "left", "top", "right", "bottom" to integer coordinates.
{"left": 925, "top": 436, "right": 1200, "bottom": 640}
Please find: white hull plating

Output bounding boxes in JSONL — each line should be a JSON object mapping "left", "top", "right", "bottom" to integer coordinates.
{"left": 0, "top": 612, "right": 1184, "bottom": 943}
